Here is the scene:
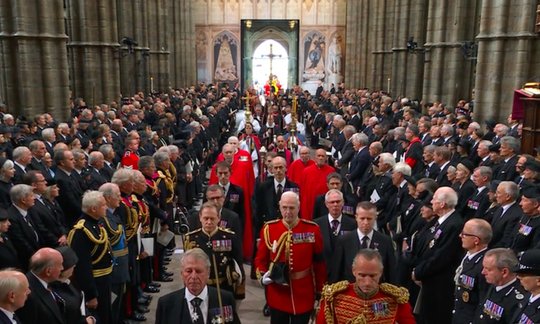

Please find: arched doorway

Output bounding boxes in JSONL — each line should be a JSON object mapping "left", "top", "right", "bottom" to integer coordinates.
{"left": 252, "top": 40, "right": 289, "bottom": 90}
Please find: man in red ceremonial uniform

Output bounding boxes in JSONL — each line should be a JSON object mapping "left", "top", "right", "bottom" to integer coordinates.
{"left": 121, "top": 137, "right": 140, "bottom": 170}
{"left": 209, "top": 140, "right": 255, "bottom": 260}
{"left": 317, "top": 249, "right": 415, "bottom": 324}
{"left": 255, "top": 191, "right": 326, "bottom": 324}
{"left": 287, "top": 146, "right": 314, "bottom": 185}
{"left": 300, "top": 148, "right": 335, "bottom": 220}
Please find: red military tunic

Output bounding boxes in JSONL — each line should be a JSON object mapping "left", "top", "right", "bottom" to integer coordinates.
{"left": 121, "top": 150, "right": 139, "bottom": 170}
{"left": 316, "top": 281, "right": 416, "bottom": 324}
{"left": 209, "top": 149, "right": 255, "bottom": 259}
{"left": 299, "top": 163, "right": 335, "bottom": 220}
{"left": 255, "top": 218, "right": 326, "bottom": 315}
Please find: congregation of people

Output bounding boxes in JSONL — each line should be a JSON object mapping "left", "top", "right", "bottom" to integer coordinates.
{"left": 0, "top": 83, "right": 538, "bottom": 324}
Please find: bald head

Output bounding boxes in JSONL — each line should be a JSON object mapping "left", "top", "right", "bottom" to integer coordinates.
{"left": 29, "top": 248, "right": 63, "bottom": 282}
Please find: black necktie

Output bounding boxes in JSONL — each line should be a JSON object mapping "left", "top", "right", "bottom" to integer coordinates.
{"left": 331, "top": 219, "right": 340, "bottom": 235}
{"left": 190, "top": 297, "right": 204, "bottom": 324}
{"left": 276, "top": 184, "right": 283, "bottom": 200}
{"left": 361, "top": 236, "right": 369, "bottom": 249}
{"left": 23, "top": 216, "right": 39, "bottom": 243}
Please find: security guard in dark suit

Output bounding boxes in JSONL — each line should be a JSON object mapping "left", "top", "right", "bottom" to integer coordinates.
{"left": 184, "top": 202, "right": 244, "bottom": 299}
{"left": 452, "top": 218, "right": 491, "bottom": 324}
{"left": 475, "top": 248, "right": 527, "bottom": 323}
{"left": 512, "top": 249, "right": 540, "bottom": 324}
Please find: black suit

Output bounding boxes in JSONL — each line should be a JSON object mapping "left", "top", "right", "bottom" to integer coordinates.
{"left": 16, "top": 272, "right": 65, "bottom": 324}
{"left": 0, "top": 311, "right": 15, "bottom": 324}
{"left": 86, "top": 167, "right": 108, "bottom": 191}
{"left": 28, "top": 158, "right": 52, "bottom": 182}
{"left": 347, "top": 114, "right": 362, "bottom": 132}
{"left": 30, "top": 197, "right": 68, "bottom": 245}
{"left": 55, "top": 169, "right": 83, "bottom": 227}
{"left": 463, "top": 187, "right": 491, "bottom": 221}
{"left": 222, "top": 183, "right": 245, "bottom": 230}
{"left": 424, "top": 162, "right": 440, "bottom": 180}
{"left": 314, "top": 215, "right": 356, "bottom": 278}
{"left": 330, "top": 230, "right": 397, "bottom": 284}
{"left": 347, "top": 147, "right": 372, "bottom": 190}
{"left": 253, "top": 178, "right": 299, "bottom": 235}
{"left": 435, "top": 162, "right": 452, "bottom": 187}
{"left": 6, "top": 205, "right": 42, "bottom": 270}
{"left": 495, "top": 155, "right": 518, "bottom": 181}
{"left": 337, "top": 140, "right": 354, "bottom": 177}
{"left": 12, "top": 163, "right": 26, "bottom": 185}
{"left": 156, "top": 287, "right": 240, "bottom": 324}
{"left": 414, "top": 211, "right": 464, "bottom": 324}
{"left": 489, "top": 203, "right": 522, "bottom": 248}
{"left": 453, "top": 179, "right": 476, "bottom": 215}
{"left": 0, "top": 234, "right": 21, "bottom": 269}
{"left": 101, "top": 162, "right": 115, "bottom": 181}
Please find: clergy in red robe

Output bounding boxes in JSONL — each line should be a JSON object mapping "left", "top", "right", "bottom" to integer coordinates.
{"left": 287, "top": 146, "right": 314, "bottom": 185}
{"left": 209, "top": 140, "right": 255, "bottom": 260}
{"left": 299, "top": 148, "right": 335, "bottom": 220}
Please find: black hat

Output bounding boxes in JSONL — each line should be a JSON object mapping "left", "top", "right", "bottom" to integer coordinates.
{"left": 46, "top": 178, "right": 57, "bottom": 187}
{"left": 488, "top": 143, "right": 500, "bottom": 153}
{"left": 514, "top": 249, "right": 540, "bottom": 276}
{"left": 457, "top": 139, "right": 472, "bottom": 151}
{"left": 522, "top": 185, "right": 540, "bottom": 200}
{"left": 489, "top": 180, "right": 501, "bottom": 192}
{"left": 0, "top": 157, "right": 6, "bottom": 169}
{"left": 523, "top": 160, "right": 540, "bottom": 173}
{"left": 397, "top": 135, "right": 410, "bottom": 143}
{"left": 0, "top": 208, "right": 8, "bottom": 221}
{"left": 56, "top": 246, "right": 79, "bottom": 270}
{"left": 458, "top": 159, "right": 475, "bottom": 173}
{"left": 404, "top": 175, "right": 416, "bottom": 187}
{"left": 421, "top": 194, "right": 433, "bottom": 209}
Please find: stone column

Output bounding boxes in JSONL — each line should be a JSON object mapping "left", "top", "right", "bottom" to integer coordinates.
{"left": 66, "top": 0, "right": 121, "bottom": 107}
{"left": 169, "top": 0, "right": 196, "bottom": 88}
{"left": 0, "top": 0, "right": 70, "bottom": 119}
{"left": 475, "top": 0, "right": 539, "bottom": 122}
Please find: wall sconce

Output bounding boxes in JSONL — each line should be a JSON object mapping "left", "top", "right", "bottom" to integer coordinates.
{"left": 406, "top": 37, "right": 425, "bottom": 53}
{"left": 245, "top": 20, "right": 252, "bottom": 29}
{"left": 460, "top": 41, "right": 477, "bottom": 60}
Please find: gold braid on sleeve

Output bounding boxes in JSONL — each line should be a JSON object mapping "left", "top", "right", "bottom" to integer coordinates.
{"left": 380, "top": 283, "right": 410, "bottom": 304}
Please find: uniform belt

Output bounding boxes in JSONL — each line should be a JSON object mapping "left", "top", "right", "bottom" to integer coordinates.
{"left": 208, "top": 277, "right": 226, "bottom": 285}
{"left": 93, "top": 266, "right": 113, "bottom": 277}
{"left": 112, "top": 247, "right": 128, "bottom": 257}
{"left": 289, "top": 268, "right": 311, "bottom": 280}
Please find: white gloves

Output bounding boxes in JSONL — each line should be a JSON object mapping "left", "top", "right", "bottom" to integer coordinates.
{"left": 261, "top": 271, "right": 273, "bottom": 286}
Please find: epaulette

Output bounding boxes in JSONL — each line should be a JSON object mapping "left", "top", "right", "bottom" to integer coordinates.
{"left": 219, "top": 227, "right": 235, "bottom": 235}
{"left": 300, "top": 218, "right": 317, "bottom": 225}
{"left": 380, "top": 283, "right": 409, "bottom": 304}
{"left": 265, "top": 219, "right": 280, "bottom": 225}
{"left": 321, "top": 280, "right": 349, "bottom": 300}
{"left": 185, "top": 228, "right": 202, "bottom": 236}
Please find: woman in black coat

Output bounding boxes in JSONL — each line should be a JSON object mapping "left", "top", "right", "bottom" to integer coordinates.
{"left": 50, "top": 246, "right": 95, "bottom": 324}
{"left": 0, "top": 158, "right": 15, "bottom": 210}
{"left": 0, "top": 208, "right": 21, "bottom": 269}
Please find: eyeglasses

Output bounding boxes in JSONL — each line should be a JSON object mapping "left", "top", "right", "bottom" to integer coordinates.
{"left": 459, "top": 232, "right": 479, "bottom": 239}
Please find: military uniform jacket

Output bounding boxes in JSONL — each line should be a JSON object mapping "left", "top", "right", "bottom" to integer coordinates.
{"left": 452, "top": 249, "right": 488, "bottom": 324}
{"left": 68, "top": 214, "right": 113, "bottom": 300}
{"left": 474, "top": 280, "right": 527, "bottom": 323}
{"left": 510, "top": 295, "right": 540, "bottom": 324}
{"left": 254, "top": 219, "right": 326, "bottom": 314}
{"left": 511, "top": 214, "right": 540, "bottom": 254}
{"left": 316, "top": 281, "right": 416, "bottom": 324}
{"left": 184, "top": 227, "right": 244, "bottom": 295}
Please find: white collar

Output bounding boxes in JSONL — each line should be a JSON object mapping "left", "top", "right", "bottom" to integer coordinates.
{"left": 0, "top": 307, "right": 15, "bottom": 324}
{"left": 529, "top": 293, "right": 540, "bottom": 304}
{"left": 274, "top": 178, "right": 286, "bottom": 188}
{"left": 185, "top": 285, "right": 208, "bottom": 303}
{"left": 13, "top": 204, "right": 28, "bottom": 217}
{"left": 437, "top": 209, "right": 455, "bottom": 225}
{"left": 495, "top": 278, "right": 516, "bottom": 292}
{"left": 356, "top": 229, "right": 373, "bottom": 241}
{"left": 466, "top": 247, "right": 487, "bottom": 260}
{"left": 328, "top": 214, "right": 342, "bottom": 225}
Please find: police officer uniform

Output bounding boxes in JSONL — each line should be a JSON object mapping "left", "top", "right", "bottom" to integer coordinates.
{"left": 184, "top": 227, "right": 245, "bottom": 299}
{"left": 475, "top": 279, "right": 527, "bottom": 323}
{"left": 511, "top": 186, "right": 540, "bottom": 254}
{"left": 452, "top": 249, "right": 488, "bottom": 324}
{"left": 511, "top": 249, "right": 540, "bottom": 324}
{"left": 68, "top": 213, "right": 113, "bottom": 324}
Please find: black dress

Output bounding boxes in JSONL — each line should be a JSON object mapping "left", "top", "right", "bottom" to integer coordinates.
{"left": 49, "top": 280, "right": 87, "bottom": 324}
{"left": 0, "top": 180, "right": 12, "bottom": 210}
{"left": 0, "top": 234, "right": 21, "bottom": 269}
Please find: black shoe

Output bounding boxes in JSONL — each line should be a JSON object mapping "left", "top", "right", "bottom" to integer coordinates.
{"left": 129, "top": 312, "right": 147, "bottom": 321}
{"left": 137, "top": 298, "right": 151, "bottom": 306}
{"left": 148, "top": 282, "right": 161, "bottom": 288}
{"left": 163, "top": 257, "right": 172, "bottom": 262}
{"left": 161, "top": 270, "right": 173, "bottom": 277}
{"left": 137, "top": 305, "right": 150, "bottom": 313}
{"left": 157, "top": 275, "right": 173, "bottom": 282}
{"left": 140, "top": 293, "right": 152, "bottom": 301}
{"left": 143, "top": 286, "right": 160, "bottom": 293}
{"left": 263, "top": 304, "right": 271, "bottom": 317}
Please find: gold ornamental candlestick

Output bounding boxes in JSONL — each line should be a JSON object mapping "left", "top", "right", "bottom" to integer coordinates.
{"left": 242, "top": 91, "right": 252, "bottom": 123}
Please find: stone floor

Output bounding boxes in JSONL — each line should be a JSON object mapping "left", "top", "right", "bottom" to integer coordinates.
{"left": 144, "top": 235, "right": 268, "bottom": 324}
